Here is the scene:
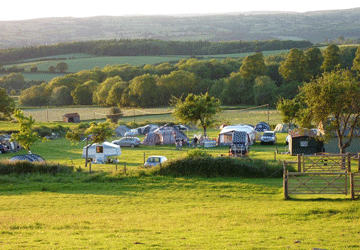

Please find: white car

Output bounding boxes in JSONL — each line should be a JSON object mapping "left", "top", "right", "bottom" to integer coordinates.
{"left": 260, "top": 131, "right": 277, "bottom": 145}
{"left": 144, "top": 156, "right": 168, "bottom": 167}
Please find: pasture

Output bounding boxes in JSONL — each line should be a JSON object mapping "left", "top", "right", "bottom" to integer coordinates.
{"left": 1, "top": 108, "right": 359, "bottom": 249}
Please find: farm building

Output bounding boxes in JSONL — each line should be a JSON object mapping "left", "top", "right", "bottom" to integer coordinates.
{"left": 63, "top": 113, "right": 80, "bottom": 123}
{"left": 288, "top": 128, "right": 323, "bottom": 156}
{"left": 82, "top": 142, "right": 121, "bottom": 164}
{"left": 142, "top": 125, "right": 188, "bottom": 145}
{"left": 218, "top": 125, "right": 255, "bottom": 145}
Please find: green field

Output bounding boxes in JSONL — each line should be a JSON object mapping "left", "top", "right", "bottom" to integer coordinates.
{"left": 1, "top": 108, "right": 359, "bottom": 249}
{"left": 3, "top": 49, "right": 291, "bottom": 82}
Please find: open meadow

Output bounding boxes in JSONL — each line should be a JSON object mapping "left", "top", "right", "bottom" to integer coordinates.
{"left": 1, "top": 108, "right": 359, "bottom": 249}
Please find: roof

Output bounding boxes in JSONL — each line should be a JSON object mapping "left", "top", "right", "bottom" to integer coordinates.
{"left": 289, "top": 128, "right": 315, "bottom": 138}
{"left": 63, "top": 113, "right": 80, "bottom": 117}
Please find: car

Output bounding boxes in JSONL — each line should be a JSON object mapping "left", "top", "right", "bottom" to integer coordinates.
{"left": 112, "top": 137, "right": 141, "bottom": 147}
{"left": 260, "top": 131, "right": 277, "bottom": 145}
{"left": 144, "top": 156, "right": 168, "bottom": 167}
{"left": 0, "top": 144, "right": 8, "bottom": 154}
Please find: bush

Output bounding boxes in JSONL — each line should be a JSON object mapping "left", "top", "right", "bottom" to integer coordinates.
{"left": 0, "top": 161, "right": 74, "bottom": 175}
{"left": 151, "top": 156, "right": 291, "bottom": 178}
{"left": 187, "top": 148, "right": 210, "bottom": 158}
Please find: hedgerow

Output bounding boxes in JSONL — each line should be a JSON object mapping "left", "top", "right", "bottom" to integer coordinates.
{"left": 0, "top": 160, "right": 74, "bottom": 175}
{"left": 151, "top": 156, "right": 292, "bottom": 178}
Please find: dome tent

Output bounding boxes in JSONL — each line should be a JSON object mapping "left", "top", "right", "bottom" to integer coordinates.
{"left": 142, "top": 126, "right": 189, "bottom": 146}
{"left": 9, "top": 154, "right": 45, "bottom": 163}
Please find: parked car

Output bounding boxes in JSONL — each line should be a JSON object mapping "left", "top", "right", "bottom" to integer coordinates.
{"left": 0, "top": 144, "right": 8, "bottom": 154}
{"left": 112, "top": 137, "right": 141, "bottom": 147}
{"left": 260, "top": 131, "right": 277, "bottom": 145}
{"left": 144, "top": 156, "right": 168, "bottom": 167}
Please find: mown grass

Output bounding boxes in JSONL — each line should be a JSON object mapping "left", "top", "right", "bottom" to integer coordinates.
{"left": 0, "top": 174, "right": 359, "bottom": 249}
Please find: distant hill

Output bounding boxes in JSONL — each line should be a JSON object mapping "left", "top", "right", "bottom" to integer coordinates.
{"left": 1, "top": 8, "right": 360, "bottom": 49}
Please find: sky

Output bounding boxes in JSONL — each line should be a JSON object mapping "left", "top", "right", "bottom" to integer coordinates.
{"left": 1, "top": 1, "right": 359, "bottom": 21}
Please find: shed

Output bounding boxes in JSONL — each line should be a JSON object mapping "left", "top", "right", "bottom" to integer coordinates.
{"left": 82, "top": 142, "right": 121, "bottom": 164}
{"left": 63, "top": 113, "right": 80, "bottom": 123}
{"left": 288, "top": 128, "right": 323, "bottom": 156}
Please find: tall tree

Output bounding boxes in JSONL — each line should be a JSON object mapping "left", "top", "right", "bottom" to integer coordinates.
{"left": 351, "top": 46, "right": 360, "bottom": 76}
{"left": 0, "top": 87, "right": 15, "bottom": 120}
{"left": 239, "top": 53, "right": 267, "bottom": 81}
{"left": 321, "top": 44, "right": 340, "bottom": 72}
{"left": 171, "top": 92, "right": 221, "bottom": 138}
{"left": 128, "top": 74, "right": 158, "bottom": 107}
{"left": 300, "top": 69, "right": 360, "bottom": 153}
{"left": 305, "top": 47, "right": 323, "bottom": 79}
{"left": 279, "top": 48, "right": 308, "bottom": 83}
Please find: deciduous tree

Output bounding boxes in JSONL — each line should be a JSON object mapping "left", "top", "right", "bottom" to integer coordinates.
{"left": 171, "top": 92, "right": 221, "bottom": 138}
{"left": 0, "top": 87, "right": 15, "bottom": 120}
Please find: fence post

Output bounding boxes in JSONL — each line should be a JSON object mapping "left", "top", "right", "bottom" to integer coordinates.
{"left": 124, "top": 162, "right": 126, "bottom": 174}
{"left": 283, "top": 161, "right": 289, "bottom": 200}
{"left": 358, "top": 153, "right": 360, "bottom": 172}
{"left": 297, "top": 154, "right": 302, "bottom": 172}
{"left": 144, "top": 152, "right": 146, "bottom": 164}
{"left": 350, "top": 172, "right": 355, "bottom": 200}
{"left": 274, "top": 151, "right": 276, "bottom": 161}
{"left": 347, "top": 153, "right": 351, "bottom": 173}
{"left": 89, "top": 162, "right": 92, "bottom": 174}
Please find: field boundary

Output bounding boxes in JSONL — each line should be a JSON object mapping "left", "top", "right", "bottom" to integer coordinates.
{"left": 283, "top": 153, "right": 360, "bottom": 200}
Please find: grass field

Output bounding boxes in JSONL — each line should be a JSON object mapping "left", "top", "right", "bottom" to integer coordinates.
{"left": 3, "top": 49, "right": 291, "bottom": 82}
{"left": 1, "top": 108, "right": 359, "bottom": 249}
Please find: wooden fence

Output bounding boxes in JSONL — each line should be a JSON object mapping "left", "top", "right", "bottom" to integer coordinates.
{"left": 283, "top": 153, "right": 360, "bottom": 199}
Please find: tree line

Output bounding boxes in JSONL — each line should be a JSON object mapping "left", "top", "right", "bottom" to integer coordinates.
{"left": 16, "top": 44, "right": 359, "bottom": 109}
{"left": 0, "top": 39, "right": 312, "bottom": 64}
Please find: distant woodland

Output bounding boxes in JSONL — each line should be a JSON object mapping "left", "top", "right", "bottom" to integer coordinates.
{"left": 5, "top": 44, "right": 359, "bottom": 109}
{"left": 0, "top": 39, "right": 312, "bottom": 64}
{"left": 0, "top": 8, "right": 360, "bottom": 49}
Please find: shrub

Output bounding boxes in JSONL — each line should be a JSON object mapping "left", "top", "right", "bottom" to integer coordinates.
{"left": 187, "top": 148, "right": 210, "bottom": 158}
{"left": 151, "top": 156, "right": 291, "bottom": 178}
{"left": 0, "top": 160, "right": 74, "bottom": 175}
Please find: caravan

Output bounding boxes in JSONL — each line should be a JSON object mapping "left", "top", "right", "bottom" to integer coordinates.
{"left": 218, "top": 125, "right": 256, "bottom": 146}
{"left": 82, "top": 142, "right": 121, "bottom": 164}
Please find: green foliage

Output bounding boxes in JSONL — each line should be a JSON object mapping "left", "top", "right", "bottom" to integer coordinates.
{"left": 0, "top": 160, "right": 74, "bottom": 175}
{"left": 239, "top": 52, "right": 267, "bottom": 81}
{"left": 0, "top": 87, "right": 15, "bottom": 120}
{"left": 321, "top": 44, "right": 341, "bottom": 72}
{"left": 106, "top": 106, "right": 123, "bottom": 124}
{"left": 187, "top": 148, "right": 210, "bottom": 158}
{"left": 152, "top": 156, "right": 289, "bottom": 178}
{"left": 171, "top": 92, "right": 221, "bottom": 137}
{"left": 279, "top": 48, "right": 308, "bottom": 83}
{"left": 10, "top": 109, "right": 40, "bottom": 152}
{"left": 300, "top": 68, "right": 360, "bottom": 153}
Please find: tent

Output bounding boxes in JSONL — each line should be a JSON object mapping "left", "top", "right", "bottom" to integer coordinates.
{"left": 82, "top": 142, "right": 121, "bottom": 164}
{"left": 115, "top": 125, "right": 130, "bottom": 137}
{"left": 274, "top": 123, "right": 297, "bottom": 133}
{"left": 9, "top": 154, "right": 45, "bottom": 162}
{"left": 138, "top": 124, "right": 159, "bottom": 135}
{"left": 218, "top": 125, "right": 256, "bottom": 145}
{"left": 142, "top": 126, "right": 189, "bottom": 145}
{"left": 254, "top": 122, "right": 271, "bottom": 132}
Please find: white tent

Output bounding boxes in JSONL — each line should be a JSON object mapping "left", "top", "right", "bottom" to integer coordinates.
{"left": 82, "top": 142, "right": 121, "bottom": 164}
{"left": 218, "top": 125, "right": 256, "bottom": 145}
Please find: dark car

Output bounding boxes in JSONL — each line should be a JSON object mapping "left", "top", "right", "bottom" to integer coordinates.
{"left": 260, "top": 131, "right": 277, "bottom": 145}
{"left": 0, "top": 144, "right": 8, "bottom": 154}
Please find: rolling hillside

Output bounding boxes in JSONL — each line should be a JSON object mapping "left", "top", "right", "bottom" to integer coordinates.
{"left": 1, "top": 8, "right": 360, "bottom": 49}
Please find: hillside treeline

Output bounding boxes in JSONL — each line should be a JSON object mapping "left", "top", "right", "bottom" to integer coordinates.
{"left": 0, "top": 39, "right": 312, "bottom": 64}
{"left": 16, "top": 44, "right": 359, "bottom": 108}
